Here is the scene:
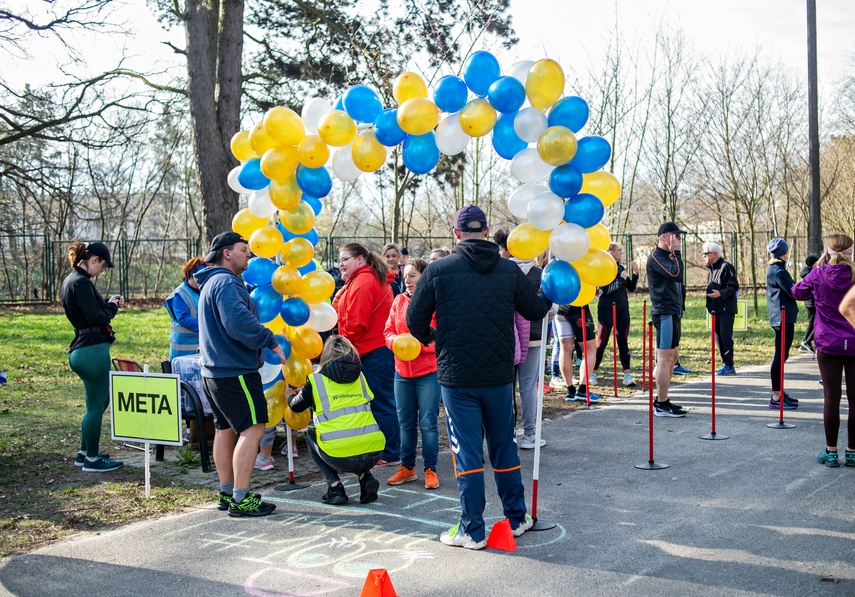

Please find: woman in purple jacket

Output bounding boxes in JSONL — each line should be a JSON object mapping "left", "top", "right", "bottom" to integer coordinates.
{"left": 791, "top": 234, "right": 855, "bottom": 468}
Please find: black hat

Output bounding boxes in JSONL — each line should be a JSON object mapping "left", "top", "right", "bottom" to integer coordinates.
{"left": 454, "top": 204, "right": 488, "bottom": 232}
{"left": 86, "top": 242, "right": 114, "bottom": 268}
{"left": 204, "top": 231, "right": 247, "bottom": 263}
{"left": 400, "top": 247, "right": 409, "bottom": 256}
{"left": 657, "top": 221, "right": 686, "bottom": 236}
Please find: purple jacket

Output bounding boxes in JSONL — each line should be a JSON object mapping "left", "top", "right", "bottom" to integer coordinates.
{"left": 791, "top": 264, "right": 855, "bottom": 355}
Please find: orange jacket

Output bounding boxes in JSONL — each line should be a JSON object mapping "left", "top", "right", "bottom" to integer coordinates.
{"left": 384, "top": 292, "right": 437, "bottom": 378}
{"left": 332, "top": 265, "right": 394, "bottom": 356}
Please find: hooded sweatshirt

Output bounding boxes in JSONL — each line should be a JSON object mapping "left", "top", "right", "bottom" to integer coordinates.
{"left": 195, "top": 265, "right": 279, "bottom": 378}
{"left": 790, "top": 264, "right": 855, "bottom": 355}
{"left": 332, "top": 264, "right": 395, "bottom": 356}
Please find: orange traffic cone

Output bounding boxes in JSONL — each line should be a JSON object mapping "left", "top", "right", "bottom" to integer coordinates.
{"left": 359, "top": 568, "right": 398, "bottom": 597}
{"left": 486, "top": 518, "right": 517, "bottom": 552}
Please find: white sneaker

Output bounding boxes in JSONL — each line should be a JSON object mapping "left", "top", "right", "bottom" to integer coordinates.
{"left": 550, "top": 376, "right": 566, "bottom": 388}
{"left": 588, "top": 373, "right": 597, "bottom": 385}
{"left": 512, "top": 514, "right": 535, "bottom": 537}
{"left": 439, "top": 523, "right": 486, "bottom": 549}
{"left": 254, "top": 456, "right": 275, "bottom": 471}
{"left": 280, "top": 444, "right": 299, "bottom": 458}
{"left": 622, "top": 373, "right": 636, "bottom": 387}
{"left": 519, "top": 435, "right": 546, "bottom": 450}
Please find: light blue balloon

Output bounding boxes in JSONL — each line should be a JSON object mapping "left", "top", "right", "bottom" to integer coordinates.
{"left": 541, "top": 259, "right": 581, "bottom": 305}
{"left": 487, "top": 76, "right": 526, "bottom": 114}
{"left": 237, "top": 158, "right": 270, "bottom": 191}
{"left": 374, "top": 108, "right": 408, "bottom": 147}
{"left": 264, "top": 334, "right": 292, "bottom": 365}
{"left": 549, "top": 164, "right": 584, "bottom": 198}
{"left": 403, "top": 132, "right": 440, "bottom": 174}
{"left": 343, "top": 85, "right": 383, "bottom": 123}
{"left": 251, "top": 284, "right": 284, "bottom": 323}
{"left": 492, "top": 112, "right": 526, "bottom": 160}
{"left": 463, "top": 51, "right": 501, "bottom": 97}
{"left": 548, "top": 97, "right": 589, "bottom": 133}
{"left": 280, "top": 296, "right": 310, "bottom": 327}
{"left": 563, "top": 193, "right": 604, "bottom": 228}
{"left": 243, "top": 257, "right": 279, "bottom": 287}
{"left": 569, "top": 136, "right": 612, "bottom": 173}
{"left": 434, "top": 75, "right": 469, "bottom": 113}
{"left": 302, "top": 195, "right": 323, "bottom": 216}
{"left": 296, "top": 164, "right": 332, "bottom": 198}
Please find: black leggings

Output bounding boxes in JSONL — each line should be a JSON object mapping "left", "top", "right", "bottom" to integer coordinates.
{"left": 803, "top": 306, "right": 816, "bottom": 345}
{"left": 770, "top": 323, "right": 795, "bottom": 392}
{"left": 595, "top": 307, "right": 631, "bottom": 371}
{"left": 816, "top": 352, "right": 855, "bottom": 449}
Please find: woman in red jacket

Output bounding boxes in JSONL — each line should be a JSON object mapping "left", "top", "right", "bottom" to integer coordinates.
{"left": 333, "top": 243, "right": 401, "bottom": 466}
{"left": 384, "top": 258, "right": 441, "bottom": 489}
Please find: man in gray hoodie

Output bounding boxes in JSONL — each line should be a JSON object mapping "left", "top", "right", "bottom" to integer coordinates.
{"left": 196, "top": 232, "right": 287, "bottom": 517}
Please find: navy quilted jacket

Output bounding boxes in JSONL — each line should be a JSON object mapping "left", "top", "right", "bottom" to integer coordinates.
{"left": 406, "top": 239, "right": 552, "bottom": 387}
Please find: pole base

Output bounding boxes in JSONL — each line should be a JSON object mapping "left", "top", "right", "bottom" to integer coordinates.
{"left": 700, "top": 432, "right": 729, "bottom": 440}
{"left": 766, "top": 422, "right": 797, "bottom": 429}
{"left": 274, "top": 482, "right": 310, "bottom": 492}
{"left": 529, "top": 518, "right": 557, "bottom": 532}
{"left": 634, "top": 461, "right": 669, "bottom": 470}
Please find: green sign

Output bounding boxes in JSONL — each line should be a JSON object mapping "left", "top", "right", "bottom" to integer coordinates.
{"left": 706, "top": 299, "right": 748, "bottom": 333}
{"left": 110, "top": 372, "right": 183, "bottom": 445}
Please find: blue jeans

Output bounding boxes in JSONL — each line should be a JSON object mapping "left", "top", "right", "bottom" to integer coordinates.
{"left": 360, "top": 346, "right": 401, "bottom": 462}
{"left": 394, "top": 371, "right": 440, "bottom": 471}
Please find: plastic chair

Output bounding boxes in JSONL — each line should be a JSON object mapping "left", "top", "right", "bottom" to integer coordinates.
{"left": 156, "top": 360, "right": 213, "bottom": 472}
{"left": 112, "top": 358, "right": 143, "bottom": 372}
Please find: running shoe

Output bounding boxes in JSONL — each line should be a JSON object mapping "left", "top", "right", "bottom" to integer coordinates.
{"left": 653, "top": 400, "right": 686, "bottom": 417}
{"left": 424, "top": 469, "right": 440, "bottom": 490}
{"left": 439, "top": 523, "right": 486, "bottom": 550}
{"left": 817, "top": 450, "right": 839, "bottom": 468}
{"left": 673, "top": 364, "right": 692, "bottom": 375}
{"left": 387, "top": 465, "right": 417, "bottom": 485}
{"left": 622, "top": 373, "right": 636, "bottom": 387}
{"left": 512, "top": 514, "right": 535, "bottom": 537}
{"left": 228, "top": 491, "right": 276, "bottom": 517}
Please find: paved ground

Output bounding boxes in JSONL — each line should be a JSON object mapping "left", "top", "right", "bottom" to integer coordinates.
{"left": 1, "top": 353, "right": 853, "bottom": 596}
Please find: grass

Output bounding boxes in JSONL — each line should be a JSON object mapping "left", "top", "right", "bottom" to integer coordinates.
{"left": 0, "top": 292, "right": 802, "bottom": 554}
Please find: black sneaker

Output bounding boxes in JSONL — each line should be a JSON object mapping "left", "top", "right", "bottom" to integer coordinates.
{"left": 782, "top": 392, "right": 798, "bottom": 405}
{"left": 219, "top": 491, "right": 262, "bottom": 511}
{"left": 321, "top": 483, "right": 349, "bottom": 505}
{"left": 75, "top": 452, "right": 109, "bottom": 467}
{"left": 769, "top": 395, "right": 798, "bottom": 410}
{"left": 228, "top": 491, "right": 275, "bottom": 517}
{"left": 359, "top": 472, "right": 380, "bottom": 504}
{"left": 81, "top": 456, "right": 123, "bottom": 472}
{"left": 654, "top": 400, "right": 686, "bottom": 417}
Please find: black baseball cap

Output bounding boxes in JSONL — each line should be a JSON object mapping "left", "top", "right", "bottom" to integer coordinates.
{"left": 204, "top": 231, "right": 247, "bottom": 263}
{"left": 657, "top": 221, "right": 686, "bottom": 236}
{"left": 86, "top": 242, "right": 114, "bottom": 268}
{"left": 454, "top": 205, "right": 488, "bottom": 232}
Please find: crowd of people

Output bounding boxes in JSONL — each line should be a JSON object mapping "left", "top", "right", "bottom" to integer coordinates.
{"left": 60, "top": 213, "right": 855, "bottom": 538}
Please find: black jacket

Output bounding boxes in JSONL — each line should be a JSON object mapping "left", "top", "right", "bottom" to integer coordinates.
{"left": 705, "top": 258, "right": 739, "bottom": 314}
{"left": 647, "top": 247, "right": 685, "bottom": 316}
{"left": 766, "top": 260, "right": 799, "bottom": 326}
{"left": 60, "top": 267, "right": 118, "bottom": 353}
{"left": 598, "top": 264, "right": 638, "bottom": 315}
{"left": 288, "top": 351, "right": 362, "bottom": 414}
{"left": 799, "top": 265, "right": 815, "bottom": 310}
{"left": 406, "top": 239, "right": 552, "bottom": 387}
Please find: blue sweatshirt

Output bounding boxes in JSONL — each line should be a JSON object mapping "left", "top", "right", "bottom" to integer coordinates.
{"left": 195, "top": 265, "right": 279, "bottom": 378}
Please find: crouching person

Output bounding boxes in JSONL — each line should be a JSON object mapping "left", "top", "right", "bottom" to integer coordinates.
{"left": 288, "top": 336, "right": 385, "bottom": 505}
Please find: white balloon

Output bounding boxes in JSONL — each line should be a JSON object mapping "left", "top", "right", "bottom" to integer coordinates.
{"left": 508, "top": 183, "right": 549, "bottom": 219}
{"left": 259, "top": 360, "right": 283, "bottom": 384}
{"left": 306, "top": 302, "right": 338, "bottom": 332}
{"left": 527, "top": 192, "right": 565, "bottom": 231}
{"left": 508, "top": 60, "right": 535, "bottom": 85}
{"left": 435, "top": 113, "right": 470, "bottom": 155}
{"left": 332, "top": 143, "right": 362, "bottom": 182}
{"left": 510, "top": 147, "right": 554, "bottom": 183}
{"left": 228, "top": 166, "right": 251, "bottom": 194}
{"left": 549, "top": 222, "right": 590, "bottom": 262}
{"left": 248, "top": 188, "right": 278, "bottom": 218}
{"left": 514, "top": 107, "right": 548, "bottom": 143}
{"left": 301, "top": 97, "right": 333, "bottom": 136}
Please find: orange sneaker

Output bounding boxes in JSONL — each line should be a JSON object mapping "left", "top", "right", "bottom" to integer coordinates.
{"left": 387, "top": 465, "right": 417, "bottom": 486}
{"left": 424, "top": 469, "right": 439, "bottom": 489}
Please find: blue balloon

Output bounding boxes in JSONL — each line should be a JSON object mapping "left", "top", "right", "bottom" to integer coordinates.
{"left": 280, "top": 223, "right": 320, "bottom": 247}
{"left": 280, "top": 296, "right": 310, "bottom": 327}
{"left": 302, "top": 195, "right": 323, "bottom": 216}
{"left": 402, "top": 132, "right": 440, "bottom": 174}
{"left": 487, "top": 76, "right": 526, "bottom": 114}
{"left": 251, "top": 284, "right": 284, "bottom": 323}
{"left": 243, "top": 257, "right": 279, "bottom": 287}
{"left": 548, "top": 97, "right": 589, "bottom": 133}
{"left": 569, "top": 136, "right": 612, "bottom": 173}
{"left": 563, "top": 193, "right": 604, "bottom": 228}
{"left": 262, "top": 370, "right": 283, "bottom": 391}
{"left": 463, "top": 51, "right": 501, "bottom": 97}
{"left": 297, "top": 260, "right": 317, "bottom": 275}
{"left": 549, "top": 164, "right": 584, "bottom": 198}
{"left": 492, "top": 112, "right": 526, "bottom": 160}
{"left": 374, "top": 108, "right": 407, "bottom": 147}
{"left": 434, "top": 75, "right": 469, "bottom": 113}
{"left": 343, "top": 85, "right": 383, "bottom": 124}
{"left": 541, "top": 259, "right": 581, "bottom": 305}
{"left": 237, "top": 158, "right": 270, "bottom": 191}
{"left": 296, "top": 164, "right": 332, "bottom": 198}
{"left": 334, "top": 95, "right": 344, "bottom": 110}
{"left": 264, "top": 333, "right": 292, "bottom": 365}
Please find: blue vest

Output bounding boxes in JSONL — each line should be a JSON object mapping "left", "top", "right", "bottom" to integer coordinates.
{"left": 164, "top": 281, "right": 200, "bottom": 359}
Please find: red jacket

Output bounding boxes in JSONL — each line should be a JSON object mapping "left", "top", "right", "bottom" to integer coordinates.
{"left": 384, "top": 292, "right": 437, "bottom": 378}
{"left": 332, "top": 265, "right": 394, "bottom": 356}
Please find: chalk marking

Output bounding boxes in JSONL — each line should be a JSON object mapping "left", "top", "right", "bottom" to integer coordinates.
{"left": 243, "top": 567, "right": 351, "bottom": 597}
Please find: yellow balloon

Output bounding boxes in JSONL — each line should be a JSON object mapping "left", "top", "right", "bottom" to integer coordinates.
{"left": 283, "top": 355, "right": 312, "bottom": 387}
{"left": 393, "top": 71, "right": 429, "bottom": 105}
{"left": 283, "top": 404, "right": 311, "bottom": 430}
{"left": 264, "top": 380, "right": 287, "bottom": 428}
{"left": 269, "top": 176, "right": 301, "bottom": 210}
{"left": 537, "top": 126, "right": 577, "bottom": 166}
{"left": 580, "top": 171, "right": 622, "bottom": 207}
{"left": 280, "top": 238, "right": 315, "bottom": 269}
{"left": 572, "top": 248, "right": 618, "bottom": 287}
{"left": 298, "top": 270, "right": 335, "bottom": 304}
{"left": 397, "top": 98, "right": 440, "bottom": 136}
{"left": 351, "top": 131, "right": 387, "bottom": 172}
{"left": 587, "top": 223, "right": 611, "bottom": 251}
{"left": 260, "top": 145, "right": 300, "bottom": 180}
{"left": 278, "top": 201, "right": 315, "bottom": 235}
{"left": 317, "top": 110, "right": 357, "bottom": 147}
{"left": 271, "top": 266, "right": 303, "bottom": 296}
{"left": 249, "top": 122, "right": 278, "bottom": 156}
{"left": 298, "top": 135, "right": 330, "bottom": 168}
{"left": 526, "top": 59, "right": 565, "bottom": 111}
{"left": 290, "top": 325, "right": 324, "bottom": 359}
{"left": 507, "top": 223, "right": 551, "bottom": 260}
{"left": 263, "top": 313, "right": 287, "bottom": 334}
{"left": 230, "top": 130, "right": 257, "bottom": 162}
{"left": 248, "top": 226, "right": 284, "bottom": 259}
{"left": 232, "top": 208, "right": 269, "bottom": 239}
{"left": 392, "top": 333, "right": 421, "bottom": 361}
{"left": 263, "top": 106, "right": 306, "bottom": 146}
{"left": 458, "top": 99, "right": 497, "bottom": 138}
{"left": 570, "top": 282, "right": 597, "bottom": 307}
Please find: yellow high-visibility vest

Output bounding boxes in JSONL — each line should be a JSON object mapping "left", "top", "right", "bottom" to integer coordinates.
{"left": 309, "top": 372, "right": 386, "bottom": 458}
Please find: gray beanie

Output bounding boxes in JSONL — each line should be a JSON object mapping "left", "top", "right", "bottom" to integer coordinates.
{"left": 767, "top": 238, "right": 789, "bottom": 258}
